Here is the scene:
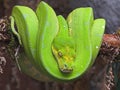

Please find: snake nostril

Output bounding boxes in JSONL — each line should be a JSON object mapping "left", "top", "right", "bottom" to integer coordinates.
{"left": 58, "top": 51, "right": 63, "bottom": 57}
{"left": 64, "top": 64, "right": 67, "bottom": 68}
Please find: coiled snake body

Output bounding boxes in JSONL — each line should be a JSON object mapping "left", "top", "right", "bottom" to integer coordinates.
{"left": 10, "top": 1, "right": 105, "bottom": 82}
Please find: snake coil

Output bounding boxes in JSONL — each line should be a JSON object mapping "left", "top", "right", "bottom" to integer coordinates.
{"left": 10, "top": 1, "right": 106, "bottom": 82}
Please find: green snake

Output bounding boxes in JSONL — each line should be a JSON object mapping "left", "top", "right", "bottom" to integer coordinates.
{"left": 10, "top": 1, "right": 105, "bottom": 81}
{"left": 52, "top": 15, "right": 76, "bottom": 73}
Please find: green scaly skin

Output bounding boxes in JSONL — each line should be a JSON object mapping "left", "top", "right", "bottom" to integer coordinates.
{"left": 67, "top": 8, "right": 93, "bottom": 77}
{"left": 10, "top": 1, "right": 106, "bottom": 81}
{"left": 67, "top": 8, "right": 105, "bottom": 79}
{"left": 52, "top": 15, "right": 76, "bottom": 73}
{"left": 10, "top": 5, "right": 39, "bottom": 69}
{"left": 91, "top": 19, "right": 105, "bottom": 64}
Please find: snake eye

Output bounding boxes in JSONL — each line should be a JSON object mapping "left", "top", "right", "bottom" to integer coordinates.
{"left": 58, "top": 51, "right": 63, "bottom": 57}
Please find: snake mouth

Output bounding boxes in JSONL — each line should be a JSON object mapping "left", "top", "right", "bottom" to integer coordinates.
{"left": 60, "top": 68, "right": 73, "bottom": 73}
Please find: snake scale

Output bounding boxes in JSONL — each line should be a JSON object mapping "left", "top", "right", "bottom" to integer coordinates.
{"left": 10, "top": 1, "right": 105, "bottom": 82}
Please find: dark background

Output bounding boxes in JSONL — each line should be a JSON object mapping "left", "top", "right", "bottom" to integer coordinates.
{"left": 0, "top": 0, "right": 120, "bottom": 90}
{"left": 1, "top": 0, "right": 120, "bottom": 33}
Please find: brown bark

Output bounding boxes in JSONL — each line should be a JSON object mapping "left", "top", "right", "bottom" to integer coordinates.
{"left": 100, "top": 34, "right": 120, "bottom": 59}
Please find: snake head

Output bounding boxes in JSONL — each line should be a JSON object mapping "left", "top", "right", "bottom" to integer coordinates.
{"left": 52, "top": 37, "right": 76, "bottom": 73}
